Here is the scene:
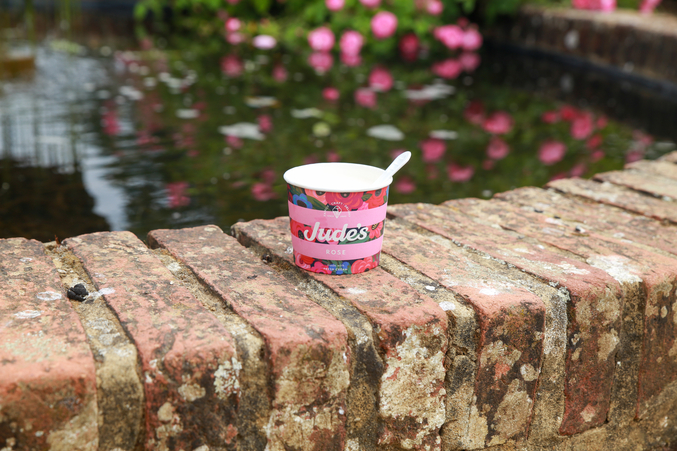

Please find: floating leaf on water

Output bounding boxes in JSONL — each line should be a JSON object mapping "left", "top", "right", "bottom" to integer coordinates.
{"left": 430, "top": 130, "right": 459, "bottom": 140}
{"left": 313, "top": 122, "right": 331, "bottom": 137}
{"left": 218, "top": 123, "right": 265, "bottom": 140}
{"left": 245, "top": 96, "right": 279, "bottom": 108}
{"left": 366, "top": 125, "right": 404, "bottom": 141}
{"left": 291, "top": 108, "right": 323, "bottom": 119}
{"left": 403, "top": 84, "right": 455, "bottom": 101}
{"left": 176, "top": 109, "right": 199, "bottom": 119}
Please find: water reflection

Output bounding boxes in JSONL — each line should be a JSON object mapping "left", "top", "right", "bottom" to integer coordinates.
{"left": 1, "top": 29, "right": 676, "bottom": 240}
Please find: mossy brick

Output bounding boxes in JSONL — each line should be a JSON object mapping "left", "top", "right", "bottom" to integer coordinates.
{"left": 548, "top": 178, "right": 677, "bottom": 224}
{"left": 147, "top": 226, "right": 350, "bottom": 451}
{"left": 658, "top": 151, "right": 677, "bottom": 163}
{"left": 382, "top": 219, "right": 546, "bottom": 448}
{"left": 232, "top": 217, "right": 448, "bottom": 451}
{"left": 389, "top": 202, "right": 624, "bottom": 439}
{"left": 593, "top": 170, "right": 677, "bottom": 200}
{"left": 64, "top": 231, "right": 240, "bottom": 451}
{"left": 0, "top": 238, "right": 98, "bottom": 451}
{"left": 496, "top": 187, "right": 677, "bottom": 258}
{"left": 446, "top": 198, "right": 677, "bottom": 422}
{"left": 626, "top": 160, "right": 677, "bottom": 181}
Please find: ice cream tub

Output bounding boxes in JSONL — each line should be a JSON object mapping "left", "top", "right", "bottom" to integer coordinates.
{"left": 284, "top": 162, "right": 392, "bottom": 275}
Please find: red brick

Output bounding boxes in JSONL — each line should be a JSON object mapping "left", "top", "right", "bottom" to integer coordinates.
{"left": 232, "top": 217, "right": 448, "bottom": 451}
{"left": 148, "top": 226, "right": 350, "bottom": 451}
{"left": 659, "top": 151, "right": 677, "bottom": 163}
{"left": 594, "top": 170, "right": 677, "bottom": 200}
{"left": 626, "top": 160, "right": 677, "bottom": 180}
{"left": 446, "top": 198, "right": 677, "bottom": 421}
{"left": 65, "top": 232, "right": 240, "bottom": 451}
{"left": 389, "top": 202, "right": 623, "bottom": 437}
{"left": 0, "top": 238, "right": 97, "bottom": 450}
{"left": 548, "top": 177, "right": 677, "bottom": 224}
{"left": 382, "top": 219, "right": 546, "bottom": 448}
{"left": 497, "top": 186, "right": 677, "bottom": 258}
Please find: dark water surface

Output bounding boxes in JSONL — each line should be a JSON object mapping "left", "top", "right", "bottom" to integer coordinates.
{"left": 1, "top": 20, "right": 676, "bottom": 241}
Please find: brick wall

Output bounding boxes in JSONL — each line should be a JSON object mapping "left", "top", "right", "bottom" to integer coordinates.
{"left": 2, "top": 152, "right": 677, "bottom": 450}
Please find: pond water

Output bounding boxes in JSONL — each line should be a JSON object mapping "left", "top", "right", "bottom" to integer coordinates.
{"left": 1, "top": 18, "right": 676, "bottom": 241}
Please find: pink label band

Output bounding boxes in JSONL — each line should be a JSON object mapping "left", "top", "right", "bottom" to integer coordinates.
{"left": 288, "top": 201, "right": 388, "bottom": 229}
{"left": 291, "top": 235, "right": 384, "bottom": 260}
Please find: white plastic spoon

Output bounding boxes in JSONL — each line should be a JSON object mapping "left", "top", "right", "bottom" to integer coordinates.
{"left": 370, "top": 151, "right": 412, "bottom": 189}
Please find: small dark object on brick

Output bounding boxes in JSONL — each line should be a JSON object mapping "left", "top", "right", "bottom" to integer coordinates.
{"left": 67, "top": 283, "right": 88, "bottom": 302}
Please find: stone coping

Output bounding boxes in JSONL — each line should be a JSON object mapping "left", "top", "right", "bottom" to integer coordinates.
{"left": 2, "top": 152, "right": 677, "bottom": 450}
{"left": 488, "top": 5, "right": 677, "bottom": 85}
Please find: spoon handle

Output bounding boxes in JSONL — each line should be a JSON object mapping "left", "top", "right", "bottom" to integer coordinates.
{"left": 371, "top": 151, "right": 411, "bottom": 189}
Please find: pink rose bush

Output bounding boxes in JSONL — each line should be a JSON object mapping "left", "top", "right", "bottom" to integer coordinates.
{"left": 339, "top": 31, "right": 364, "bottom": 56}
{"left": 325, "top": 0, "right": 344, "bottom": 11}
{"left": 368, "top": 67, "right": 393, "bottom": 92}
{"left": 538, "top": 141, "right": 567, "bottom": 165}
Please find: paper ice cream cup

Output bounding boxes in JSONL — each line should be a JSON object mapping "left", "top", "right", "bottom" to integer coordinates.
{"left": 283, "top": 162, "right": 392, "bottom": 275}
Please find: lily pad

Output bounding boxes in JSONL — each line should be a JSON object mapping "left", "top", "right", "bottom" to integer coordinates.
{"left": 366, "top": 125, "right": 404, "bottom": 141}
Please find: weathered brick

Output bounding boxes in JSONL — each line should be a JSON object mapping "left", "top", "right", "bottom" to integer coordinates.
{"left": 389, "top": 202, "right": 622, "bottom": 439}
{"left": 659, "top": 151, "right": 677, "bottom": 163}
{"left": 46, "top": 243, "right": 145, "bottom": 451}
{"left": 497, "top": 186, "right": 677, "bottom": 258}
{"left": 594, "top": 170, "right": 677, "bottom": 200}
{"left": 0, "top": 238, "right": 97, "bottom": 450}
{"left": 232, "top": 217, "right": 448, "bottom": 451}
{"left": 446, "top": 198, "right": 677, "bottom": 422}
{"left": 65, "top": 232, "right": 240, "bottom": 451}
{"left": 148, "top": 226, "right": 350, "bottom": 451}
{"left": 626, "top": 160, "right": 677, "bottom": 180}
{"left": 548, "top": 178, "right": 677, "bottom": 224}
{"left": 382, "top": 219, "right": 546, "bottom": 448}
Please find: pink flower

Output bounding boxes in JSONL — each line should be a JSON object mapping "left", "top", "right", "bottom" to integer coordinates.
{"left": 482, "top": 111, "right": 513, "bottom": 135}
{"left": 432, "top": 59, "right": 462, "bottom": 79}
{"left": 434, "top": 25, "right": 464, "bottom": 50}
{"left": 360, "top": 0, "right": 381, "bottom": 7}
{"left": 486, "top": 137, "right": 510, "bottom": 160}
{"left": 226, "top": 32, "right": 245, "bottom": 45}
{"left": 459, "top": 52, "right": 481, "bottom": 72}
{"left": 311, "top": 261, "right": 332, "bottom": 274}
{"left": 570, "top": 163, "right": 587, "bottom": 177}
{"left": 225, "top": 17, "right": 241, "bottom": 32}
{"left": 626, "top": 150, "right": 644, "bottom": 163}
{"left": 541, "top": 110, "right": 560, "bottom": 124}
{"left": 395, "top": 176, "right": 416, "bottom": 194}
{"left": 426, "top": 0, "right": 443, "bottom": 15}
{"left": 308, "top": 52, "right": 334, "bottom": 73}
{"left": 599, "top": 0, "right": 616, "bottom": 11}
{"left": 570, "top": 113, "right": 594, "bottom": 140}
{"left": 462, "top": 28, "right": 483, "bottom": 51}
{"left": 538, "top": 141, "right": 567, "bottom": 165}
{"left": 339, "top": 31, "right": 364, "bottom": 56}
{"left": 221, "top": 55, "right": 243, "bottom": 77}
{"left": 399, "top": 33, "right": 419, "bottom": 57}
{"left": 323, "top": 87, "right": 340, "bottom": 101}
{"left": 253, "top": 35, "right": 276, "bottom": 49}
{"left": 447, "top": 163, "right": 475, "bottom": 182}
{"left": 258, "top": 115, "right": 273, "bottom": 133}
{"left": 464, "top": 101, "right": 484, "bottom": 124}
{"left": 273, "top": 64, "right": 288, "bottom": 82}
{"left": 369, "top": 221, "right": 383, "bottom": 239}
{"left": 369, "top": 67, "right": 393, "bottom": 92}
{"left": 326, "top": 150, "right": 341, "bottom": 162}
{"left": 355, "top": 88, "right": 377, "bottom": 108}
{"left": 639, "top": 0, "right": 661, "bottom": 13}
{"left": 586, "top": 134, "right": 603, "bottom": 150}
{"left": 251, "top": 183, "right": 277, "bottom": 201}
{"left": 340, "top": 52, "right": 362, "bottom": 67}
{"left": 167, "top": 182, "right": 190, "bottom": 208}
{"left": 560, "top": 105, "right": 579, "bottom": 121}
{"left": 591, "top": 150, "right": 605, "bottom": 162}
{"left": 326, "top": 0, "right": 345, "bottom": 11}
{"left": 226, "top": 135, "right": 243, "bottom": 149}
{"left": 308, "top": 27, "right": 335, "bottom": 52}
{"left": 371, "top": 11, "right": 398, "bottom": 39}
{"left": 421, "top": 138, "right": 446, "bottom": 163}
{"left": 596, "top": 116, "right": 608, "bottom": 129}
